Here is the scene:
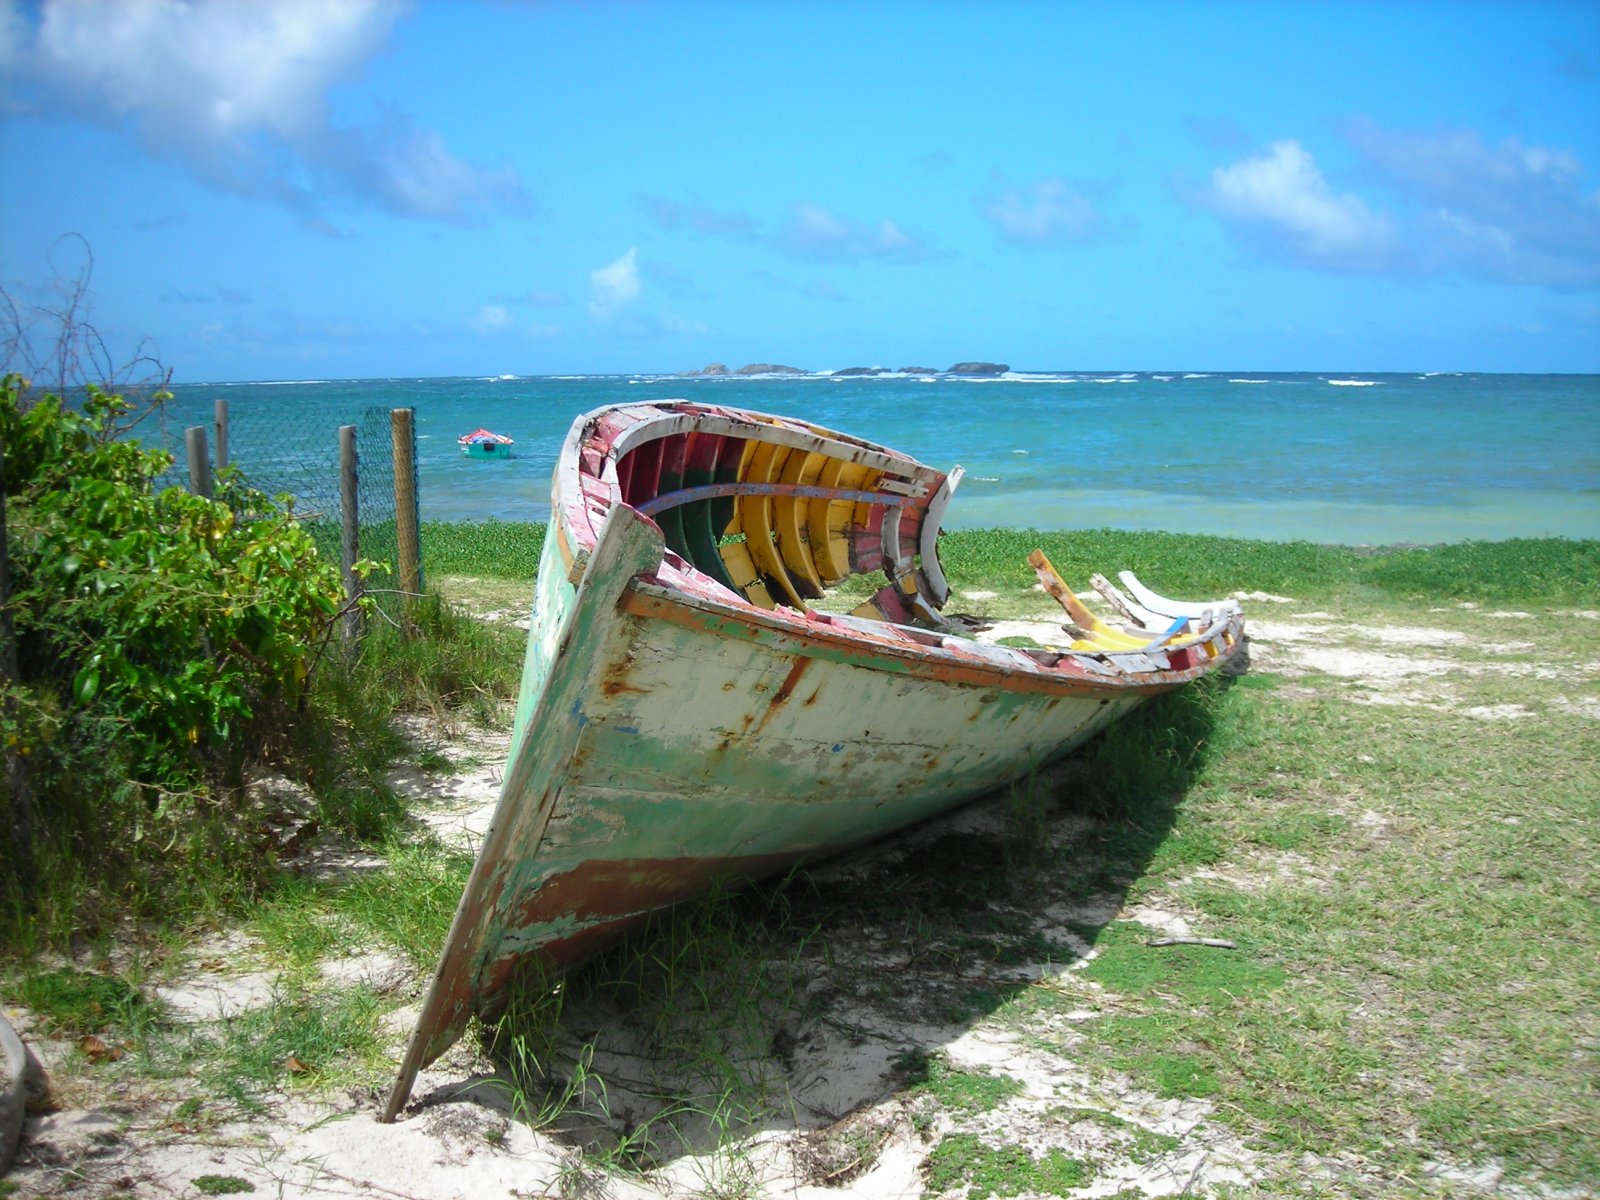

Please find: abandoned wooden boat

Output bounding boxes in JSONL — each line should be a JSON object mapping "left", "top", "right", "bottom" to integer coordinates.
{"left": 383, "top": 399, "right": 1244, "bottom": 1119}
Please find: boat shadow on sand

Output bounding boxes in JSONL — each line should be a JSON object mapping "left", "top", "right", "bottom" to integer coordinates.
{"left": 418, "top": 668, "right": 1235, "bottom": 1178}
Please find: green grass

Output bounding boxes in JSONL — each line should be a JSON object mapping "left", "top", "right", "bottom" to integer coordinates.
{"left": 422, "top": 519, "right": 1597, "bottom": 611}
{"left": 1051, "top": 647, "right": 1600, "bottom": 1190}
{"left": 938, "top": 528, "right": 1600, "bottom": 608}
{"left": 6, "top": 522, "right": 1595, "bottom": 1196}
{"left": 323, "top": 839, "right": 474, "bottom": 967}
{"left": 898, "top": 1049, "right": 1025, "bottom": 1112}
{"left": 191, "top": 1177, "right": 255, "bottom": 1196}
{"left": 4, "top": 967, "right": 148, "bottom": 1036}
{"left": 421, "top": 519, "right": 546, "bottom": 580}
{"left": 192, "top": 987, "right": 385, "bottom": 1111}
{"left": 924, "top": 1134, "right": 1089, "bottom": 1198}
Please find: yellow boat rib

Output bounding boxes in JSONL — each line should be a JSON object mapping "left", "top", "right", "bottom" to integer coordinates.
{"left": 737, "top": 441, "right": 808, "bottom": 609}
{"left": 774, "top": 449, "right": 826, "bottom": 597}
{"left": 718, "top": 442, "right": 776, "bottom": 607}
{"left": 806, "top": 457, "right": 855, "bottom": 583}
{"left": 1028, "top": 549, "right": 1159, "bottom": 652}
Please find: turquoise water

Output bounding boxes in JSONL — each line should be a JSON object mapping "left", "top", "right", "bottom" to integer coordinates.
{"left": 161, "top": 371, "right": 1600, "bottom": 545}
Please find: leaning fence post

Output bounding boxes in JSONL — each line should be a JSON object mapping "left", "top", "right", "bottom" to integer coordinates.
{"left": 185, "top": 425, "right": 212, "bottom": 498}
{"left": 214, "top": 398, "right": 229, "bottom": 471}
{"left": 339, "top": 424, "right": 364, "bottom": 651}
{"left": 391, "top": 407, "right": 421, "bottom": 608}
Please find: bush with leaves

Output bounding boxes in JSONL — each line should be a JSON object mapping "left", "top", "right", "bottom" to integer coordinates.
{"left": 1, "top": 374, "right": 346, "bottom": 922}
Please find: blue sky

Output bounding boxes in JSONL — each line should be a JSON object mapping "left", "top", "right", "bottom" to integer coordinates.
{"left": 2, "top": 0, "right": 1597, "bottom": 382}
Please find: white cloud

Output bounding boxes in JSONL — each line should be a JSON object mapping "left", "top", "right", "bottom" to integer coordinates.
{"left": 3, "top": 0, "right": 530, "bottom": 224}
{"left": 982, "top": 177, "right": 1102, "bottom": 244}
{"left": 473, "top": 305, "right": 513, "bottom": 334}
{"left": 660, "top": 313, "right": 709, "bottom": 336}
{"left": 1193, "top": 127, "right": 1600, "bottom": 288}
{"left": 778, "top": 203, "right": 931, "bottom": 263}
{"left": 641, "top": 195, "right": 756, "bottom": 237}
{"left": 1203, "top": 140, "right": 1397, "bottom": 269}
{"left": 1343, "top": 119, "right": 1600, "bottom": 288}
{"left": 589, "top": 248, "right": 641, "bottom": 318}
{"left": 0, "top": 0, "right": 26, "bottom": 74}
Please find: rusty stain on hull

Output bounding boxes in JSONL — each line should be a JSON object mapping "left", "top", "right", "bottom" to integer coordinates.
{"left": 379, "top": 400, "right": 1246, "bottom": 1121}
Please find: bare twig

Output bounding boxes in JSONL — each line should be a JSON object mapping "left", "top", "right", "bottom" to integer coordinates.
{"left": 1145, "top": 937, "right": 1238, "bottom": 949}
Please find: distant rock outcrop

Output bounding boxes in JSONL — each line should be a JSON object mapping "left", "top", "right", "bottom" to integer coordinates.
{"left": 946, "top": 361, "right": 1009, "bottom": 376}
{"left": 898, "top": 366, "right": 938, "bottom": 375}
{"left": 735, "top": 363, "right": 806, "bottom": 375}
{"left": 832, "top": 366, "right": 885, "bottom": 377}
{"left": 691, "top": 362, "right": 729, "bottom": 376}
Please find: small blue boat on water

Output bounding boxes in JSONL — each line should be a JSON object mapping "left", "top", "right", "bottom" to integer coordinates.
{"left": 459, "top": 427, "right": 514, "bottom": 459}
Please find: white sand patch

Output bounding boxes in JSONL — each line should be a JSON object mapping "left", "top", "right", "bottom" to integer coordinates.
{"left": 1231, "top": 590, "right": 1296, "bottom": 603}
{"left": 1464, "top": 704, "right": 1534, "bottom": 721}
{"left": 974, "top": 618, "right": 1065, "bottom": 647}
{"left": 1553, "top": 695, "right": 1600, "bottom": 720}
{"left": 297, "top": 843, "right": 389, "bottom": 879}
{"left": 1180, "top": 849, "right": 1333, "bottom": 894}
{"left": 22, "top": 1095, "right": 602, "bottom": 1200}
{"left": 318, "top": 950, "right": 412, "bottom": 993}
{"left": 1291, "top": 647, "right": 1456, "bottom": 681}
{"left": 1121, "top": 904, "right": 1194, "bottom": 940}
{"left": 387, "top": 717, "right": 511, "bottom": 853}
{"left": 1354, "top": 624, "right": 1469, "bottom": 646}
{"left": 475, "top": 608, "right": 531, "bottom": 629}
{"left": 962, "top": 589, "right": 998, "bottom": 600}
{"left": 1485, "top": 610, "right": 1535, "bottom": 619}
{"left": 1557, "top": 610, "right": 1600, "bottom": 619}
{"left": 152, "top": 932, "right": 277, "bottom": 1022}
{"left": 155, "top": 971, "right": 278, "bottom": 1022}
{"left": 930, "top": 1028, "right": 1261, "bottom": 1192}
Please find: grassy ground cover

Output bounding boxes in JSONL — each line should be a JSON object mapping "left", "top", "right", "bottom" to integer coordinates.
{"left": 4, "top": 524, "right": 1595, "bottom": 1198}
{"left": 418, "top": 525, "right": 1598, "bottom": 1195}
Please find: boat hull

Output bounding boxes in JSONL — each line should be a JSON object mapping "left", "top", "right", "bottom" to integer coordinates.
{"left": 382, "top": 401, "right": 1243, "bottom": 1119}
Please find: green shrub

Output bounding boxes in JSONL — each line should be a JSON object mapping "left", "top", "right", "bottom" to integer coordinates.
{"left": 0, "top": 375, "right": 345, "bottom": 933}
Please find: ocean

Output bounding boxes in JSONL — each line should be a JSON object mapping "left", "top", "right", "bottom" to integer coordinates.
{"left": 161, "top": 371, "right": 1600, "bottom": 546}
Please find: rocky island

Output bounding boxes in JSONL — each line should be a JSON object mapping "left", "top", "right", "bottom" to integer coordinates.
{"left": 678, "top": 360, "right": 1011, "bottom": 378}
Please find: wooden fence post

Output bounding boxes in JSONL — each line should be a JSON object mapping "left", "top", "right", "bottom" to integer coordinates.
{"left": 339, "top": 424, "right": 363, "bottom": 651}
{"left": 185, "top": 425, "right": 212, "bottom": 498}
{"left": 214, "top": 399, "right": 229, "bottom": 471}
{"left": 391, "top": 407, "right": 421, "bottom": 607}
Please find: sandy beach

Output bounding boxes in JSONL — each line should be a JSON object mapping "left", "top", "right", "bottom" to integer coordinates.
{"left": 9, "top": 586, "right": 1592, "bottom": 1199}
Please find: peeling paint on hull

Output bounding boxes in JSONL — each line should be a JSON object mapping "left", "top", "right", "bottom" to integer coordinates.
{"left": 381, "top": 401, "right": 1245, "bottom": 1120}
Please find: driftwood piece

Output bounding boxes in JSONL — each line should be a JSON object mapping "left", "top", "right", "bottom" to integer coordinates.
{"left": 1145, "top": 937, "right": 1238, "bottom": 949}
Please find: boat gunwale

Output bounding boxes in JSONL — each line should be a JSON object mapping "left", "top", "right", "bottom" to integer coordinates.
{"left": 619, "top": 581, "right": 1237, "bottom": 695}
{"left": 558, "top": 400, "right": 1244, "bottom": 689}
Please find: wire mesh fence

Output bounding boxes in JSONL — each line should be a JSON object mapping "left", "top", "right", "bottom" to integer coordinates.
{"left": 151, "top": 398, "right": 419, "bottom": 626}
